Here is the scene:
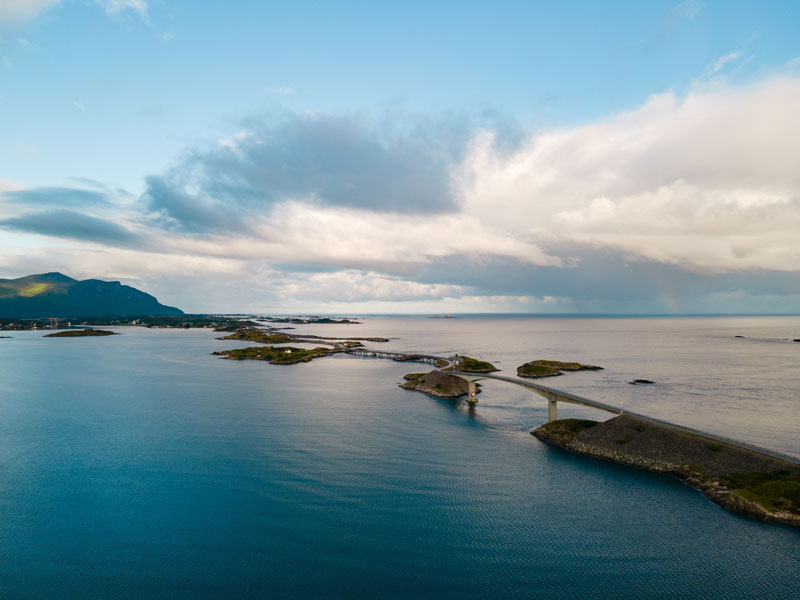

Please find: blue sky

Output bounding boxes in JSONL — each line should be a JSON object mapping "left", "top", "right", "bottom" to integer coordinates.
{"left": 2, "top": 1, "right": 800, "bottom": 313}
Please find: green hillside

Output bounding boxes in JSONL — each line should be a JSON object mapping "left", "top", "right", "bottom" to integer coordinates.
{"left": 0, "top": 272, "right": 184, "bottom": 317}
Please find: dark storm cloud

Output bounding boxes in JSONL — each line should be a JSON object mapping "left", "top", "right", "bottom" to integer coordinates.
{"left": 0, "top": 209, "right": 141, "bottom": 246}
{"left": 413, "top": 244, "right": 800, "bottom": 312}
{"left": 143, "top": 112, "right": 472, "bottom": 232}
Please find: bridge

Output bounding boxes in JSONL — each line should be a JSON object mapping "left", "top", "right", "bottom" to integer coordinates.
{"left": 448, "top": 370, "right": 621, "bottom": 421}
{"left": 346, "top": 348, "right": 450, "bottom": 367}
{"left": 345, "top": 348, "right": 800, "bottom": 465}
{"left": 345, "top": 348, "right": 613, "bottom": 419}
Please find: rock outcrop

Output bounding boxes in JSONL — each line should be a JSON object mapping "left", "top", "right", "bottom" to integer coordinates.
{"left": 517, "top": 359, "right": 602, "bottom": 378}
{"left": 400, "top": 370, "right": 476, "bottom": 398}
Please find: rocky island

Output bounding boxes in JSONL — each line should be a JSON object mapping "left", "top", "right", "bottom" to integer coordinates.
{"left": 517, "top": 359, "right": 603, "bottom": 378}
{"left": 44, "top": 328, "right": 116, "bottom": 337}
{"left": 533, "top": 415, "right": 800, "bottom": 527}
{"left": 214, "top": 346, "right": 331, "bottom": 365}
{"left": 264, "top": 316, "right": 361, "bottom": 325}
{"left": 213, "top": 325, "right": 391, "bottom": 365}
{"left": 400, "top": 370, "right": 478, "bottom": 398}
{"left": 451, "top": 356, "right": 498, "bottom": 373}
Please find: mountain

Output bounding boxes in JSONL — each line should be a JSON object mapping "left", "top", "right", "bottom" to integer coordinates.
{"left": 0, "top": 272, "right": 184, "bottom": 317}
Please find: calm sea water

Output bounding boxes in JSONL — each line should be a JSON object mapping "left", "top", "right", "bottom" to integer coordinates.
{"left": 0, "top": 317, "right": 798, "bottom": 599}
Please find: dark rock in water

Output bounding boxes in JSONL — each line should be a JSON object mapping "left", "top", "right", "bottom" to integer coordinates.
{"left": 793, "top": 339, "right": 800, "bottom": 343}
{"left": 627, "top": 379, "right": 655, "bottom": 385}
{"left": 734, "top": 335, "right": 745, "bottom": 338}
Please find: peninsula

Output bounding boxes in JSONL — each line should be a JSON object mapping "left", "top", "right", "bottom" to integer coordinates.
{"left": 533, "top": 416, "right": 800, "bottom": 527}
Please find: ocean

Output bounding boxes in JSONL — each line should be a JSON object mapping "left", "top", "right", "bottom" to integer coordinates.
{"left": 0, "top": 316, "right": 798, "bottom": 598}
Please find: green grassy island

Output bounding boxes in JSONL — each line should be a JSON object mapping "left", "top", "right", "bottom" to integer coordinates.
{"left": 453, "top": 356, "right": 498, "bottom": 373}
{"left": 533, "top": 415, "right": 800, "bottom": 527}
{"left": 213, "top": 324, "right": 394, "bottom": 366}
{"left": 265, "top": 317, "right": 361, "bottom": 325}
{"left": 214, "top": 346, "right": 330, "bottom": 365}
{"left": 219, "top": 329, "right": 292, "bottom": 343}
{"left": 219, "top": 327, "right": 389, "bottom": 347}
{"left": 44, "top": 328, "right": 116, "bottom": 337}
{"left": 517, "top": 360, "right": 603, "bottom": 378}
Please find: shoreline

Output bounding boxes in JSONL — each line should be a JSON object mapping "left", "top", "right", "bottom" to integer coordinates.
{"left": 532, "top": 416, "right": 800, "bottom": 527}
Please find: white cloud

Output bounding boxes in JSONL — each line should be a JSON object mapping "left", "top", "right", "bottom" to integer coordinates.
{"left": 674, "top": 0, "right": 701, "bottom": 20}
{"left": 457, "top": 75, "right": 800, "bottom": 272}
{"left": 708, "top": 51, "right": 742, "bottom": 75}
{"left": 0, "top": 0, "right": 148, "bottom": 26}
{"left": 265, "top": 86, "right": 295, "bottom": 95}
{"left": 94, "top": 0, "right": 147, "bottom": 20}
{"left": 5, "top": 73, "right": 800, "bottom": 312}
{"left": 273, "top": 270, "right": 469, "bottom": 302}
{"left": 0, "top": 0, "right": 60, "bottom": 25}
{"left": 144, "top": 199, "right": 559, "bottom": 278}
{"left": 0, "top": 178, "right": 22, "bottom": 193}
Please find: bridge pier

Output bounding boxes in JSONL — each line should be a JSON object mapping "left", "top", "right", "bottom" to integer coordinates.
{"left": 467, "top": 380, "right": 478, "bottom": 404}
{"left": 548, "top": 399, "right": 558, "bottom": 422}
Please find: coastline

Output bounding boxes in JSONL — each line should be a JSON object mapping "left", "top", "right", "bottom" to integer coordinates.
{"left": 532, "top": 415, "right": 800, "bottom": 527}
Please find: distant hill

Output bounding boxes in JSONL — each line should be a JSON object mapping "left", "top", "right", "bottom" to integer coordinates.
{"left": 0, "top": 272, "right": 184, "bottom": 317}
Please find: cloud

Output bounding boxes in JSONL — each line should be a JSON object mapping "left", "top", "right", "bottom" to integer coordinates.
{"left": 5, "top": 73, "right": 800, "bottom": 313}
{"left": 265, "top": 86, "right": 294, "bottom": 95}
{"left": 145, "top": 198, "right": 559, "bottom": 275}
{"left": 95, "top": 0, "right": 147, "bottom": 20}
{"left": 708, "top": 51, "right": 742, "bottom": 75}
{"left": 457, "top": 75, "right": 800, "bottom": 272}
{"left": 144, "top": 112, "right": 463, "bottom": 231}
{"left": 0, "top": 0, "right": 60, "bottom": 25}
{"left": 0, "top": 178, "right": 22, "bottom": 192}
{"left": 0, "top": 209, "right": 141, "bottom": 246}
{"left": 2, "top": 186, "right": 112, "bottom": 207}
{"left": 272, "top": 270, "right": 470, "bottom": 302}
{"left": 673, "top": 0, "right": 701, "bottom": 20}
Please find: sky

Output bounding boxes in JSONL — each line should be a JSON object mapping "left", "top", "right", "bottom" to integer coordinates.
{"left": 1, "top": 0, "right": 800, "bottom": 314}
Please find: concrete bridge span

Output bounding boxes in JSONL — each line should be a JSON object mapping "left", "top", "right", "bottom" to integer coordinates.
{"left": 448, "top": 371, "right": 619, "bottom": 420}
{"left": 450, "top": 371, "right": 800, "bottom": 465}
